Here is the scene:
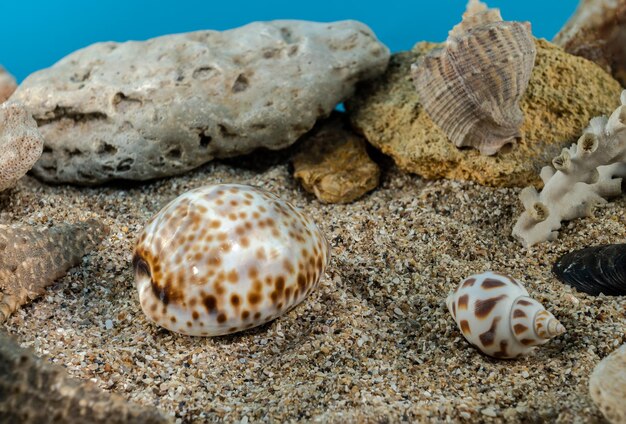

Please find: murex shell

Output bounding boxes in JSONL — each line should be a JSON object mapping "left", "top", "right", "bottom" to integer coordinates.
{"left": 411, "top": 0, "right": 536, "bottom": 155}
{"left": 446, "top": 272, "right": 565, "bottom": 358}
{"left": 553, "top": 244, "right": 626, "bottom": 296}
{"left": 133, "top": 184, "right": 330, "bottom": 336}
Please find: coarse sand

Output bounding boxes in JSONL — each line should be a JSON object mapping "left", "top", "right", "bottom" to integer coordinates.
{"left": 2, "top": 152, "right": 625, "bottom": 423}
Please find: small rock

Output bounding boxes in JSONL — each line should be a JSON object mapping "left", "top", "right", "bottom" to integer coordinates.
{"left": 14, "top": 20, "right": 390, "bottom": 185}
{"left": 0, "top": 102, "right": 44, "bottom": 191}
{"left": 480, "top": 407, "right": 498, "bottom": 418}
{"left": 0, "top": 67, "right": 17, "bottom": 103}
{"left": 293, "top": 114, "right": 380, "bottom": 203}
{"left": 105, "top": 319, "right": 113, "bottom": 330}
{"left": 589, "top": 343, "right": 626, "bottom": 424}
{"left": 348, "top": 39, "right": 622, "bottom": 187}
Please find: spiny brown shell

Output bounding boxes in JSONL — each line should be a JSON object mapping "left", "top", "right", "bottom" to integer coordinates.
{"left": 411, "top": 1, "right": 536, "bottom": 156}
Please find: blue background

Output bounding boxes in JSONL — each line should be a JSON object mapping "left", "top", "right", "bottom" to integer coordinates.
{"left": 3, "top": 1, "right": 578, "bottom": 82}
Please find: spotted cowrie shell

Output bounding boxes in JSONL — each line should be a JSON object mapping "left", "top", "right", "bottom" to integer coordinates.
{"left": 133, "top": 184, "right": 330, "bottom": 336}
{"left": 446, "top": 272, "right": 565, "bottom": 358}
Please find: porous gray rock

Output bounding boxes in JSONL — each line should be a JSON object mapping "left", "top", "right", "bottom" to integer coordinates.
{"left": 0, "top": 102, "right": 44, "bottom": 191}
{"left": 13, "top": 20, "right": 390, "bottom": 185}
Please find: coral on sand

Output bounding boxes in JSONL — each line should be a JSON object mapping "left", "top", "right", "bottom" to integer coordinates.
{"left": 0, "top": 331, "right": 170, "bottom": 424}
{"left": 13, "top": 20, "right": 390, "bottom": 185}
{"left": 0, "top": 220, "right": 108, "bottom": 323}
{"left": 348, "top": 39, "right": 622, "bottom": 187}
{"left": 512, "top": 91, "right": 626, "bottom": 247}
{"left": 293, "top": 114, "right": 380, "bottom": 203}
{"left": 0, "top": 102, "right": 44, "bottom": 192}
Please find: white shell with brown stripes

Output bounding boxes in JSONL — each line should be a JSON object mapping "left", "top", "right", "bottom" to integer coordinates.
{"left": 446, "top": 272, "right": 565, "bottom": 358}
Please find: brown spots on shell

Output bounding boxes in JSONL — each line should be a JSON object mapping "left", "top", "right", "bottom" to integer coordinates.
{"left": 248, "top": 292, "right": 262, "bottom": 305}
{"left": 192, "top": 311, "right": 200, "bottom": 320}
{"left": 474, "top": 294, "right": 507, "bottom": 319}
{"left": 231, "top": 294, "right": 240, "bottom": 307}
{"left": 297, "top": 273, "right": 306, "bottom": 291}
{"left": 462, "top": 278, "right": 476, "bottom": 288}
{"left": 513, "top": 323, "right": 528, "bottom": 335}
{"left": 493, "top": 341, "right": 509, "bottom": 358}
{"left": 513, "top": 309, "right": 526, "bottom": 318}
{"left": 517, "top": 299, "right": 532, "bottom": 306}
{"left": 479, "top": 317, "right": 500, "bottom": 347}
{"left": 217, "top": 313, "right": 227, "bottom": 323}
{"left": 460, "top": 319, "right": 471, "bottom": 334}
{"left": 520, "top": 338, "right": 536, "bottom": 346}
{"left": 457, "top": 294, "right": 469, "bottom": 310}
{"left": 150, "top": 276, "right": 184, "bottom": 306}
{"left": 256, "top": 248, "right": 267, "bottom": 261}
{"left": 227, "top": 269, "right": 239, "bottom": 283}
{"left": 202, "top": 294, "right": 217, "bottom": 313}
{"left": 481, "top": 278, "right": 507, "bottom": 289}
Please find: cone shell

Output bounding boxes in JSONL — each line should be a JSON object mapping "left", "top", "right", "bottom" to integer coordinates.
{"left": 446, "top": 272, "right": 565, "bottom": 359}
{"left": 133, "top": 184, "right": 330, "bottom": 337}
{"left": 411, "top": 0, "right": 536, "bottom": 155}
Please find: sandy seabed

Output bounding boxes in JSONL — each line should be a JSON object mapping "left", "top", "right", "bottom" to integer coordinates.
{"left": 1, "top": 152, "right": 625, "bottom": 423}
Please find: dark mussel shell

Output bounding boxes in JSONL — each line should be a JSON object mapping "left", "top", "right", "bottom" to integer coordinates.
{"left": 553, "top": 244, "right": 626, "bottom": 296}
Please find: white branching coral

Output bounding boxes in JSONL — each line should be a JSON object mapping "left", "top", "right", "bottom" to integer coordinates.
{"left": 513, "top": 90, "right": 626, "bottom": 247}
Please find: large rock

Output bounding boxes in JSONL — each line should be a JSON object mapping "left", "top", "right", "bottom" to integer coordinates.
{"left": 0, "top": 102, "right": 44, "bottom": 191}
{"left": 554, "top": 0, "right": 626, "bottom": 87}
{"left": 347, "top": 39, "right": 622, "bottom": 187}
{"left": 13, "top": 20, "right": 390, "bottom": 185}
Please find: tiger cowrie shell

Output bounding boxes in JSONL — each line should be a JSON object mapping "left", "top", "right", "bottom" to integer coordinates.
{"left": 133, "top": 184, "right": 330, "bottom": 336}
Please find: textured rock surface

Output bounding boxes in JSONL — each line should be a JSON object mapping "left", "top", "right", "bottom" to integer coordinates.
{"left": 0, "top": 331, "right": 171, "bottom": 424}
{"left": 0, "top": 102, "right": 44, "bottom": 191}
{"left": 348, "top": 39, "right": 622, "bottom": 187}
{"left": 554, "top": 0, "right": 626, "bottom": 87}
{"left": 293, "top": 114, "right": 380, "bottom": 203}
{"left": 13, "top": 20, "right": 390, "bottom": 185}
{"left": 0, "top": 67, "right": 17, "bottom": 103}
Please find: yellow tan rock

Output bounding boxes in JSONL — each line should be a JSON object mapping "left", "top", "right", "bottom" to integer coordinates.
{"left": 293, "top": 115, "right": 380, "bottom": 203}
{"left": 348, "top": 39, "right": 622, "bottom": 187}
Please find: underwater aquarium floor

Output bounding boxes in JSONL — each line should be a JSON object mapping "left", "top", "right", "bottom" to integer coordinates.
{"left": 2, "top": 158, "right": 624, "bottom": 423}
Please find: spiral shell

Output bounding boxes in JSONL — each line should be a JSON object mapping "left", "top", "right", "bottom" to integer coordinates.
{"left": 446, "top": 272, "right": 565, "bottom": 358}
{"left": 411, "top": 0, "right": 536, "bottom": 155}
{"left": 133, "top": 184, "right": 330, "bottom": 336}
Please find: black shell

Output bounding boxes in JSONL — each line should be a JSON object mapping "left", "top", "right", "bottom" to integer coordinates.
{"left": 553, "top": 244, "right": 626, "bottom": 296}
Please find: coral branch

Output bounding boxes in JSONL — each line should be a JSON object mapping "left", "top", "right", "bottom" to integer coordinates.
{"left": 512, "top": 90, "right": 626, "bottom": 247}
